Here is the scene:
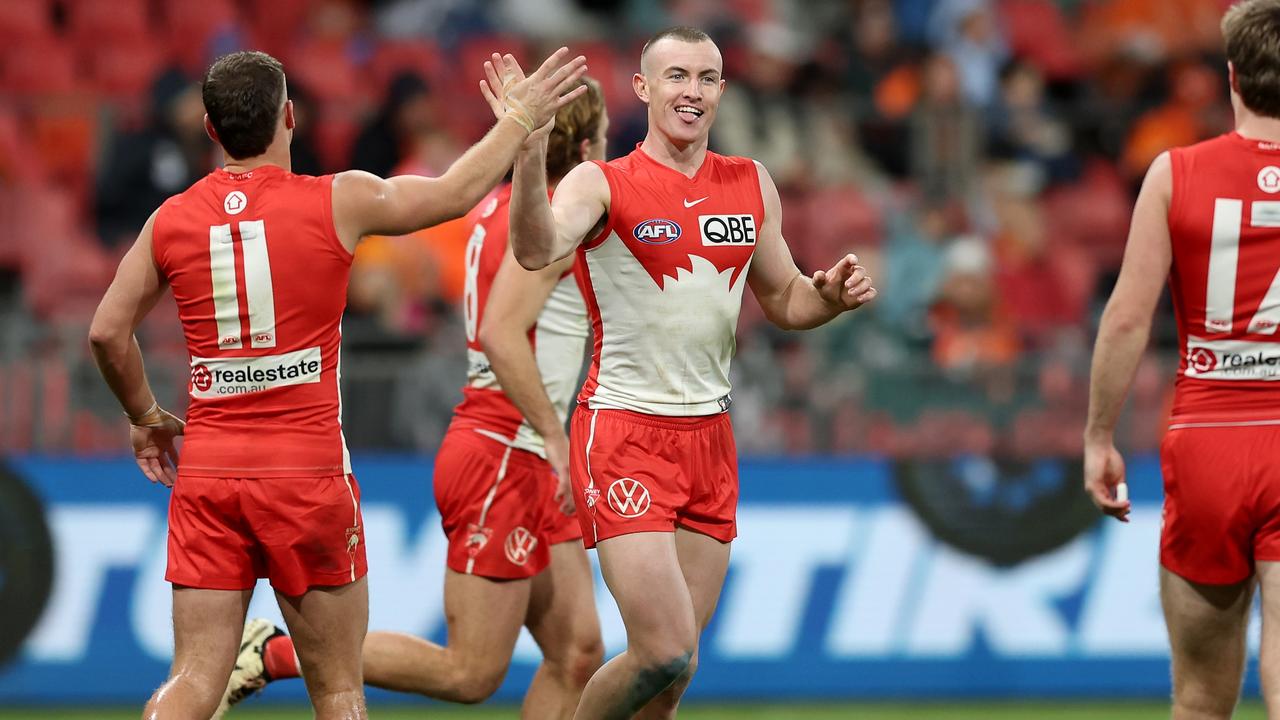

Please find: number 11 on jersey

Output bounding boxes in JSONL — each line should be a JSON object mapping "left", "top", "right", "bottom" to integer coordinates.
{"left": 210, "top": 220, "right": 277, "bottom": 350}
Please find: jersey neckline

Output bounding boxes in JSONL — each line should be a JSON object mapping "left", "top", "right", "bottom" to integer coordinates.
{"left": 632, "top": 144, "right": 714, "bottom": 183}
{"left": 1228, "top": 131, "right": 1280, "bottom": 154}
{"left": 214, "top": 164, "right": 289, "bottom": 182}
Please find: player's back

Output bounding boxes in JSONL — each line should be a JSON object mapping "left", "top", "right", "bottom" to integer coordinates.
{"left": 153, "top": 165, "right": 352, "bottom": 477}
{"left": 1168, "top": 132, "right": 1280, "bottom": 424}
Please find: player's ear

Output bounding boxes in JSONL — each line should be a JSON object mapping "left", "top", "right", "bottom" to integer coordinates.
{"left": 284, "top": 100, "right": 296, "bottom": 131}
{"left": 204, "top": 114, "right": 219, "bottom": 144}
{"left": 578, "top": 137, "right": 591, "bottom": 163}
{"left": 633, "top": 72, "right": 649, "bottom": 104}
{"left": 1228, "top": 61, "right": 1239, "bottom": 95}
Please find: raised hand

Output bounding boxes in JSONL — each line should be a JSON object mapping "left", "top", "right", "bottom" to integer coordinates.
{"left": 478, "top": 47, "right": 587, "bottom": 134}
{"left": 130, "top": 408, "right": 184, "bottom": 487}
{"left": 813, "top": 253, "right": 877, "bottom": 311}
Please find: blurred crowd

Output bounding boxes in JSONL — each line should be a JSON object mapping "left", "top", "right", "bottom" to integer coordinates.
{"left": 0, "top": 0, "right": 1233, "bottom": 456}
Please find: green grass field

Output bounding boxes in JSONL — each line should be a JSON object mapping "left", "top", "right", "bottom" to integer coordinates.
{"left": 0, "top": 703, "right": 1266, "bottom": 719}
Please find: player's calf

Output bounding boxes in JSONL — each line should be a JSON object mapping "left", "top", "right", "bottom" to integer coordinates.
{"left": 634, "top": 650, "right": 697, "bottom": 720}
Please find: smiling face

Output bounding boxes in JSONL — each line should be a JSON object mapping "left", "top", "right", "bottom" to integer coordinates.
{"left": 635, "top": 37, "right": 724, "bottom": 150}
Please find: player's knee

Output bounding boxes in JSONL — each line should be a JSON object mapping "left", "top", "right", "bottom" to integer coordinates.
{"left": 565, "top": 634, "right": 605, "bottom": 688}
{"left": 634, "top": 649, "right": 693, "bottom": 697}
{"left": 1174, "top": 678, "right": 1239, "bottom": 718}
{"left": 450, "top": 665, "right": 507, "bottom": 705}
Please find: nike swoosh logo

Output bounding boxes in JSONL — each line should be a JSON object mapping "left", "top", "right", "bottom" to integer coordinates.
{"left": 683, "top": 197, "right": 709, "bottom": 208}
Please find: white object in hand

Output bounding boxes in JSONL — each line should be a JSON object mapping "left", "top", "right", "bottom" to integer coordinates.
{"left": 1115, "top": 482, "right": 1129, "bottom": 504}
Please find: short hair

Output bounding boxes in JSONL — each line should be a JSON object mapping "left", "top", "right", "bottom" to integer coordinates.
{"left": 546, "top": 77, "right": 606, "bottom": 181}
{"left": 1223, "top": 0, "right": 1280, "bottom": 119}
{"left": 640, "top": 26, "right": 714, "bottom": 71}
{"left": 201, "top": 51, "right": 287, "bottom": 160}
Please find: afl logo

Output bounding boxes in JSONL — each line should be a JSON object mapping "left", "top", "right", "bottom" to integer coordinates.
{"left": 633, "top": 219, "right": 681, "bottom": 245}
{"left": 1259, "top": 166, "right": 1280, "bottom": 194}
{"left": 1188, "top": 347, "right": 1217, "bottom": 374}
{"left": 224, "top": 190, "right": 248, "bottom": 215}
{"left": 191, "top": 364, "right": 213, "bottom": 392}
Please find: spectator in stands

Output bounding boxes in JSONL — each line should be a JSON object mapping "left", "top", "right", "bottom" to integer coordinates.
{"left": 986, "top": 60, "right": 1076, "bottom": 185}
{"left": 910, "top": 52, "right": 983, "bottom": 203}
{"left": 928, "top": 0, "right": 1008, "bottom": 107}
{"left": 929, "top": 236, "right": 1020, "bottom": 374}
{"left": 349, "top": 71, "right": 436, "bottom": 178}
{"left": 94, "top": 69, "right": 211, "bottom": 248}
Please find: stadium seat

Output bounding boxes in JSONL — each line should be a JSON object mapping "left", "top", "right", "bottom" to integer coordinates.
{"left": 161, "top": 0, "right": 240, "bottom": 73}
{"left": 998, "top": 0, "right": 1082, "bottom": 80}
{"left": 0, "top": 37, "right": 79, "bottom": 96}
{"left": 370, "top": 40, "right": 446, "bottom": 94}
{"left": 83, "top": 40, "right": 165, "bottom": 108}
{"left": 244, "top": 0, "right": 314, "bottom": 54}
{"left": 0, "top": 0, "right": 51, "bottom": 44}
{"left": 67, "top": 0, "right": 150, "bottom": 47}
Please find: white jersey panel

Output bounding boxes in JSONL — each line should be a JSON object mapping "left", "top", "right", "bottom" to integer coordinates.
{"left": 510, "top": 274, "right": 590, "bottom": 453}
{"left": 583, "top": 231, "right": 750, "bottom": 415}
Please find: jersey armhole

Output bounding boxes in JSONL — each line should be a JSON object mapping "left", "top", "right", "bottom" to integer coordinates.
{"left": 151, "top": 201, "right": 171, "bottom": 278}
{"left": 581, "top": 160, "right": 614, "bottom": 252}
{"left": 320, "top": 174, "right": 353, "bottom": 263}
{"left": 1167, "top": 148, "right": 1187, "bottom": 232}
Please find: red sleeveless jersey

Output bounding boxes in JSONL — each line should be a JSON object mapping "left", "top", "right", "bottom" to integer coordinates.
{"left": 152, "top": 165, "right": 353, "bottom": 477}
{"left": 1168, "top": 132, "right": 1280, "bottom": 424}
{"left": 575, "top": 147, "right": 762, "bottom": 416}
{"left": 449, "top": 184, "right": 588, "bottom": 455}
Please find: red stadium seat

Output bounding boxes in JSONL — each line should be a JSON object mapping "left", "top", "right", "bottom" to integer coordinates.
{"left": 83, "top": 40, "right": 165, "bottom": 107}
{"left": 998, "top": 0, "right": 1083, "bottom": 80}
{"left": 162, "top": 0, "right": 240, "bottom": 74}
{"left": 289, "top": 38, "right": 367, "bottom": 106}
{"left": 370, "top": 40, "right": 445, "bottom": 94}
{"left": 244, "top": 0, "right": 314, "bottom": 54}
{"left": 0, "top": 37, "right": 79, "bottom": 96}
{"left": 0, "top": 0, "right": 51, "bottom": 43}
{"left": 67, "top": 0, "right": 150, "bottom": 47}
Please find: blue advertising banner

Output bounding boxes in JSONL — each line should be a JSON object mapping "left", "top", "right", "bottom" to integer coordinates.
{"left": 0, "top": 454, "right": 1241, "bottom": 704}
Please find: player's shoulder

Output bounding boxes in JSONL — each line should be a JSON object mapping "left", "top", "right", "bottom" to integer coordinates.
{"left": 471, "top": 183, "right": 512, "bottom": 223}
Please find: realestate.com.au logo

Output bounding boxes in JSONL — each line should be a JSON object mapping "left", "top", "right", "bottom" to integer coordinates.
{"left": 189, "top": 346, "right": 323, "bottom": 398}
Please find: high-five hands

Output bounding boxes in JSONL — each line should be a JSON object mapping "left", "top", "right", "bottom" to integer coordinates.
{"left": 479, "top": 48, "right": 587, "bottom": 139}
{"left": 813, "top": 254, "right": 878, "bottom": 311}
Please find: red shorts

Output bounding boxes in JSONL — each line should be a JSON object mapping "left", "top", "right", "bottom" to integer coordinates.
{"left": 1161, "top": 424, "right": 1280, "bottom": 584}
{"left": 434, "top": 428, "right": 581, "bottom": 580}
{"left": 166, "top": 474, "right": 367, "bottom": 597}
{"left": 570, "top": 407, "right": 738, "bottom": 549}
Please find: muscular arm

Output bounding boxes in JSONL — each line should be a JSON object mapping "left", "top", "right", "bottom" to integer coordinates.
{"left": 1081, "top": 152, "right": 1172, "bottom": 521}
{"left": 747, "top": 161, "right": 876, "bottom": 330}
{"left": 477, "top": 249, "right": 575, "bottom": 448}
{"left": 330, "top": 116, "right": 532, "bottom": 251}
{"left": 509, "top": 145, "right": 608, "bottom": 270}
{"left": 88, "top": 211, "right": 169, "bottom": 418}
{"left": 1084, "top": 152, "right": 1173, "bottom": 444}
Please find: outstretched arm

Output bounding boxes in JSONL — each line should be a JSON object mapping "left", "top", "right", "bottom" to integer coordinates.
{"left": 331, "top": 48, "right": 589, "bottom": 250}
{"left": 509, "top": 154, "right": 608, "bottom": 269}
{"left": 88, "top": 211, "right": 185, "bottom": 486}
{"left": 478, "top": 249, "right": 578, "bottom": 513}
{"left": 1083, "top": 151, "right": 1173, "bottom": 522}
{"left": 747, "top": 161, "right": 877, "bottom": 330}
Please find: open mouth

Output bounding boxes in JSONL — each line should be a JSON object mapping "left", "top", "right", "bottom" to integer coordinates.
{"left": 675, "top": 105, "right": 704, "bottom": 123}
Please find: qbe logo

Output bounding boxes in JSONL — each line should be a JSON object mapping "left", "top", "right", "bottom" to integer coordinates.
{"left": 700, "top": 214, "right": 756, "bottom": 246}
{"left": 634, "top": 219, "right": 682, "bottom": 245}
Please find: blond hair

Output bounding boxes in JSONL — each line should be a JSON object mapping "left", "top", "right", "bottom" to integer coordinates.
{"left": 545, "top": 76, "right": 605, "bottom": 181}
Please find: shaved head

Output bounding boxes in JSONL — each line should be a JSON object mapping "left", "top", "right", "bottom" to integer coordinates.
{"left": 640, "top": 26, "right": 718, "bottom": 76}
